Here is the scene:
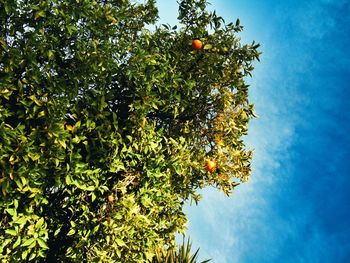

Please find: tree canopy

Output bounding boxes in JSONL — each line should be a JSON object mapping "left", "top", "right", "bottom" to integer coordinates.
{"left": 0, "top": 0, "right": 260, "bottom": 261}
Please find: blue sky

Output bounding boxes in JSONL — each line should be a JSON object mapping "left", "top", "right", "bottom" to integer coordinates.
{"left": 157, "top": 0, "right": 350, "bottom": 262}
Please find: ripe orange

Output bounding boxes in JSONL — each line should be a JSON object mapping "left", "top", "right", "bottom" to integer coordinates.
{"left": 192, "top": 39, "right": 202, "bottom": 50}
{"left": 107, "top": 194, "right": 114, "bottom": 203}
{"left": 205, "top": 159, "right": 217, "bottom": 173}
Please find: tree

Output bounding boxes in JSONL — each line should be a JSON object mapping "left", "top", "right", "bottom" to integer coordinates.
{"left": 0, "top": 0, "right": 260, "bottom": 262}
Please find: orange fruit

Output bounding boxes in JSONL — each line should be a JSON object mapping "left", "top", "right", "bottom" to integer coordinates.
{"left": 205, "top": 159, "right": 217, "bottom": 173}
{"left": 192, "top": 39, "right": 202, "bottom": 50}
{"left": 107, "top": 194, "right": 114, "bottom": 203}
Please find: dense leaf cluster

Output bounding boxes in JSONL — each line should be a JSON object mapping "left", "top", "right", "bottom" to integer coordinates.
{"left": 0, "top": 0, "right": 260, "bottom": 262}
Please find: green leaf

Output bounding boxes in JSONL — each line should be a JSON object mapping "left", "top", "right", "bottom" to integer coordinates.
{"left": 35, "top": 217, "right": 44, "bottom": 229}
{"left": 38, "top": 110, "right": 46, "bottom": 118}
{"left": 14, "top": 199, "right": 18, "bottom": 209}
{"left": 114, "top": 213, "right": 123, "bottom": 220}
{"left": 29, "top": 252, "right": 37, "bottom": 261}
{"left": 47, "top": 50, "right": 54, "bottom": 60}
{"left": 37, "top": 238, "right": 49, "bottom": 249}
{"left": 86, "top": 185, "right": 95, "bottom": 191}
{"left": 151, "top": 102, "right": 158, "bottom": 109}
{"left": 5, "top": 208, "right": 16, "bottom": 216}
{"left": 115, "top": 238, "right": 126, "bottom": 247}
{"left": 22, "top": 238, "right": 36, "bottom": 247}
{"left": 5, "top": 229, "right": 17, "bottom": 236}
{"left": 67, "top": 229, "right": 75, "bottom": 236}
{"left": 34, "top": 10, "right": 46, "bottom": 20}
{"left": 54, "top": 229, "right": 60, "bottom": 237}
{"left": 13, "top": 236, "right": 21, "bottom": 249}
{"left": 65, "top": 175, "right": 72, "bottom": 185}
{"left": 22, "top": 250, "right": 28, "bottom": 260}
{"left": 28, "top": 95, "right": 42, "bottom": 106}
{"left": 28, "top": 152, "right": 40, "bottom": 161}
{"left": 92, "top": 224, "right": 100, "bottom": 233}
{"left": 91, "top": 192, "right": 96, "bottom": 202}
{"left": 14, "top": 217, "right": 27, "bottom": 225}
{"left": 116, "top": 248, "right": 121, "bottom": 258}
{"left": 57, "top": 139, "right": 67, "bottom": 149}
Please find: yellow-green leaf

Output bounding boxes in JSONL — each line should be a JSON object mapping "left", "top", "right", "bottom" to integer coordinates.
{"left": 34, "top": 10, "right": 46, "bottom": 20}
{"left": 37, "top": 238, "right": 49, "bottom": 249}
{"left": 13, "top": 236, "right": 21, "bottom": 249}
{"left": 86, "top": 185, "right": 95, "bottom": 191}
{"left": 115, "top": 238, "right": 126, "bottom": 247}
{"left": 28, "top": 152, "right": 40, "bottom": 161}
{"left": 14, "top": 217, "right": 27, "bottom": 225}
{"left": 35, "top": 217, "right": 44, "bottom": 229}
{"left": 22, "top": 238, "right": 36, "bottom": 247}
{"left": 67, "top": 229, "right": 75, "bottom": 236}
{"left": 5, "top": 229, "right": 17, "bottom": 236}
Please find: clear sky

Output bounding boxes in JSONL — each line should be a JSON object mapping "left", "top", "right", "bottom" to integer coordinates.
{"left": 157, "top": 0, "right": 350, "bottom": 262}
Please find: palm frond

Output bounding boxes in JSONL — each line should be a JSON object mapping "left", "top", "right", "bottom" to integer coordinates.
{"left": 152, "top": 236, "right": 211, "bottom": 263}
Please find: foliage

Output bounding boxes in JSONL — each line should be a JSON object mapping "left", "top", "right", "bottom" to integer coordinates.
{"left": 153, "top": 237, "right": 211, "bottom": 263}
{"left": 0, "top": 0, "right": 260, "bottom": 262}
